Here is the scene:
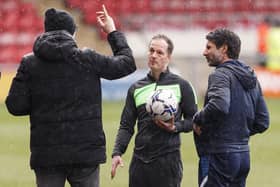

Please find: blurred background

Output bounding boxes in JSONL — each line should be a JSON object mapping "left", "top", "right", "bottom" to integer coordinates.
{"left": 0, "top": 0, "right": 280, "bottom": 186}
{"left": 1, "top": 0, "right": 280, "bottom": 100}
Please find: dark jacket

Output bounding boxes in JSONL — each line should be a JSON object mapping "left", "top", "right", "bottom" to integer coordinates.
{"left": 112, "top": 70, "right": 197, "bottom": 163}
{"left": 5, "top": 30, "right": 136, "bottom": 169}
{"left": 193, "top": 60, "right": 269, "bottom": 156}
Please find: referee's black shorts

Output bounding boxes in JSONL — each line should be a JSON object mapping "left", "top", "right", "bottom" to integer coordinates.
{"left": 129, "top": 151, "right": 183, "bottom": 187}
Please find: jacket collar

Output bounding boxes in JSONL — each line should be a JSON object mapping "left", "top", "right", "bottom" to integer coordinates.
{"left": 147, "top": 68, "right": 170, "bottom": 81}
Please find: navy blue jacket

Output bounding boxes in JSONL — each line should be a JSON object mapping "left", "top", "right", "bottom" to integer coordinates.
{"left": 193, "top": 60, "right": 269, "bottom": 156}
{"left": 5, "top": 30, "right": 136, "bottom": 169}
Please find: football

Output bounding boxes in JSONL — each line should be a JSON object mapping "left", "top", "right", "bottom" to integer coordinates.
{"left": 145, "top": 89, "right": 178, "bottom": 121}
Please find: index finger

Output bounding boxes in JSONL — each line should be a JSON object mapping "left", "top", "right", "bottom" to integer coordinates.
{"left": 111, "top": 161, "right": 118, "bottom": 179}
{"left": 102, "top": 4, "right": 109, "bottom": 16}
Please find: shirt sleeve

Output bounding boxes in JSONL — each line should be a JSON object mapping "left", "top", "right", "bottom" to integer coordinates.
{"left": 112, "top": 86, "right": 137, "bottom": 157}
{"left": 249, "top": 81, "right": 270, "bottom": 135}
{"left": 193, "top": 70, "right": 231, "bottom": 127}
{"left": 5, "top": 57, "right": 31, "bottom": 115}
{"left": 83, "top": 31, "right": 136, "bottom": 80}
{"left": 175, "top": 80, "right": 198, "bottom": 132}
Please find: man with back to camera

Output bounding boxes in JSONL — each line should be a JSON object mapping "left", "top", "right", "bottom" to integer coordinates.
{"left": 193, "top": 28, "right": 270, "bottom": 187}
{"left": 111, "top": 34, "right": 198, "bottom": 187}
{"left": 5, "top": 5, "right": 136, "bottom": 187}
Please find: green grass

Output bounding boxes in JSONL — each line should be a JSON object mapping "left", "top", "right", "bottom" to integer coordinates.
{"left": 0, "top": 98, "right": 279, "bottom": 187}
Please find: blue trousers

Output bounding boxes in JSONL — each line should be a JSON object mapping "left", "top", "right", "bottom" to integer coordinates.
{"left": 199, "top": 152, "right": 250, "bottom": 187}
{"left": 34, "top": 165, "right": 100, "bottom": 187}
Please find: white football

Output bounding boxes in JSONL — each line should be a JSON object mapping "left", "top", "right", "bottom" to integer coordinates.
{"left": 145, "top": 89, "right": 178, "bottom": 121}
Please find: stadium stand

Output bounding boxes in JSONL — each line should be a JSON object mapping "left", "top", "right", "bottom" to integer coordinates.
{"left": 1, "top": 0, "right": 279, "bottom": 99}
{"left": 0, "top": 0, "right": 43, "bottom": 63}
{"left": 1, "top": 0, "right": 280, "bottom": 63}
{"left": 65, "top": 0, "right": 280, "bottom": 33}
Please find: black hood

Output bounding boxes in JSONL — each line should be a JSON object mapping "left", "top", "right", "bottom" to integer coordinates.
{"left": 33, "top": 30, "right": 78, "bottom": 61}
{"left": 218, "top": 60, "right": 257, "bottom": 90}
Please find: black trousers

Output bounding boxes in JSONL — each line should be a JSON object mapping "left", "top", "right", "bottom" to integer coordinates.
{"left": 34, "top": 165, "right": 100, "bottom": 187}
{"left": 129, "top": 151, "right": 183, "bottom": 187}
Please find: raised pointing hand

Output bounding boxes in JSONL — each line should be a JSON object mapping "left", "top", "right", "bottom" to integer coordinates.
{"left": 96, "top": 4, "right": 116, "bottom": 34}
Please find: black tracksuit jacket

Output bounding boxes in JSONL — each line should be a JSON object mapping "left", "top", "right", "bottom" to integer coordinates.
{"left": 112, "top": 70, "right": 197, "bottom": 162}
{"left": 5, "top": 30, "right": 136, "bottom": 169}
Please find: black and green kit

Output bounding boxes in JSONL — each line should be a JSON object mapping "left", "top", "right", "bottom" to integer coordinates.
{"left": 112, "top": 69, "right": 198, "bottom": 162}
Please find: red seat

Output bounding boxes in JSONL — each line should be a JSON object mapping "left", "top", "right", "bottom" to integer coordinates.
{"left": 117, "top": 0, "right": 134, "bottom": 14}
{"left": 18, "top": 13, "right": 37, "bottom": 32}
{"left": 19, "top": 2, "right": 36, "bottom": 15}
{"left": 65, "top": 0, "right": 83, "bottom": 9}
{"left": 0, "top": 45, "right": 18, "bottom": 63}
{"left": 2, "top": 11, "right": 20, "bottom": 32}
{"left": 16, "top": 44, "right": 33, "bottom": 61}
{"left": 80, "top": 0, "right": 99, "bottom": 25}
{"left": 132, "top": 0, "right": 151, "bottom": 14}
{"left": 64, "top": 0, "right": 276, "bottom": 32}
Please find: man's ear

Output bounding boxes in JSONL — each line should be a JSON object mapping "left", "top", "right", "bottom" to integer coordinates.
{"left": 221, "top": 44, "right": 228, "bottom": 54}
{"left": 166, "top": 54, "right": 172, "bottom": 65}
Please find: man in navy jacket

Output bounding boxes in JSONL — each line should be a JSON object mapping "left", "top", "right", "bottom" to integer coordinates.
{"left": 193, "top": 28, "right": 269, "bottom": 187}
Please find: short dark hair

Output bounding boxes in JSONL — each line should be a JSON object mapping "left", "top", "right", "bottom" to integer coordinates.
{"left": 150, "top": 34, "right": 174, "bottom": 55}
{"left": 206, "top": 28, "right": 241, "bottom": 59}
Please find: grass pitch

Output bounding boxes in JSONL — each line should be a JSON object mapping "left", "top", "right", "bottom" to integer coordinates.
{"left": 0, "top": 98, "right": 279, "bottom": 187}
